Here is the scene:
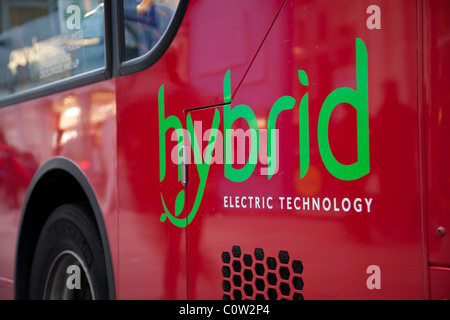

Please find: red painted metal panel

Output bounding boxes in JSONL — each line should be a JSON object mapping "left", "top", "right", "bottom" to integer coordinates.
{"left": 0, "top": 80, "right": 118, "bottom": 299}
{"left": 424, "top": 0, "right": 450, "bottom": 268}
{"left": 116, "top": 0, "right": 285, "bottom": 299}
{"left": 429, "top": 267, "right": 450, "bottom": 300}
{"left": 1, "top": 0, "right": 448, "bottom": 300}
{"left": 186, "top": 0, "right": 425, "bottom": 299}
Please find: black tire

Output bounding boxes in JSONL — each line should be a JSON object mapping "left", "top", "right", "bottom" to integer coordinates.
{"left": 28, "top": 202, "right": 109, "bottom": 300}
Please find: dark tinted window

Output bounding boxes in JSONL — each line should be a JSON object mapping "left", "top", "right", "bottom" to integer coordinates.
{"left": 123, "top": 0, "right": 179, "bottom": 61}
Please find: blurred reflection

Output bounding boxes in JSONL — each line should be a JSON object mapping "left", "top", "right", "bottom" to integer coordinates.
{"left": 123, "top": 0, "right": 178, "bottom": 59}
{"left": 51, "top": 89, "right": 116, "bottom": 214}
{"left": 0, "top": 130, "right": 37, "bottom": 210}
{"left": 52, "top": 95, "right": 81, "bottom": 154}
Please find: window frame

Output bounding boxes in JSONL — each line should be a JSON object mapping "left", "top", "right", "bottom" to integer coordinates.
{"left": 0, "top": 0, "right": 189, "bottom": 108}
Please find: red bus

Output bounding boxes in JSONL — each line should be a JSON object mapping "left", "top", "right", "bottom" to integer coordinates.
{"left": 0, "top": 0, "right": 449, "bottom": 300}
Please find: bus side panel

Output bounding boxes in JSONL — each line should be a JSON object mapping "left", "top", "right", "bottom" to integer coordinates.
{"left": 116, "top": 0, "right": 284, "bottom": 299}
{"left": 429, "top": 267, "right": 450, "bottom": 300}
{"left": 0, "top": 80, "right": 118, "bottom": 299}
{"left": 424, "top": 0, "right": 450, "bottom": 268}
{"left": 187, "top": 0, "right": 425, "bottom": 299}
{"left": 424, "top": 0, "right": 450, "bottom": 299}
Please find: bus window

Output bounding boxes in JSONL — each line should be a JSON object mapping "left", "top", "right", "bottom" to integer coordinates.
{"left": 0, "top": 0, "right": 105, "bottom": 98}
{"left": 123, "top": 0, "right": 179, "bottom": 60}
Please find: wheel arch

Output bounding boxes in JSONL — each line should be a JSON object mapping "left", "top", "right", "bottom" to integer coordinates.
{"left": 14, "top": 157, "right": 115, "bottom": 299}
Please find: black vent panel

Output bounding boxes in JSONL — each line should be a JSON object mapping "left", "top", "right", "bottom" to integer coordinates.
{"left": 221, "top": 246, "right": 304, "bottom": 300}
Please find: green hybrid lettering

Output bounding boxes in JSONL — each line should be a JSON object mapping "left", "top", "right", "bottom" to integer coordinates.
{"left": 318, "top": 38, "right": 369, "bottom": 180}
{"left": 158, "top": 38, "right": 370, "bottom": 227}
{"left": 223, "top": 70, "right": 259, "bottom": 182}
{"left": 159, "top": 84, "right": 221, "bottom": 227}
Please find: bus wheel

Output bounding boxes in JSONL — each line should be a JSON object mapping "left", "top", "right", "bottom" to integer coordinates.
{"left": 28, "top": 202, "right": 109, "bottom": 300}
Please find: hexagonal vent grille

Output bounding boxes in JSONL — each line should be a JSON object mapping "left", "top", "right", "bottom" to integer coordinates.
{"left": 221, "top": 246, "right": 304, "bottom": 300}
